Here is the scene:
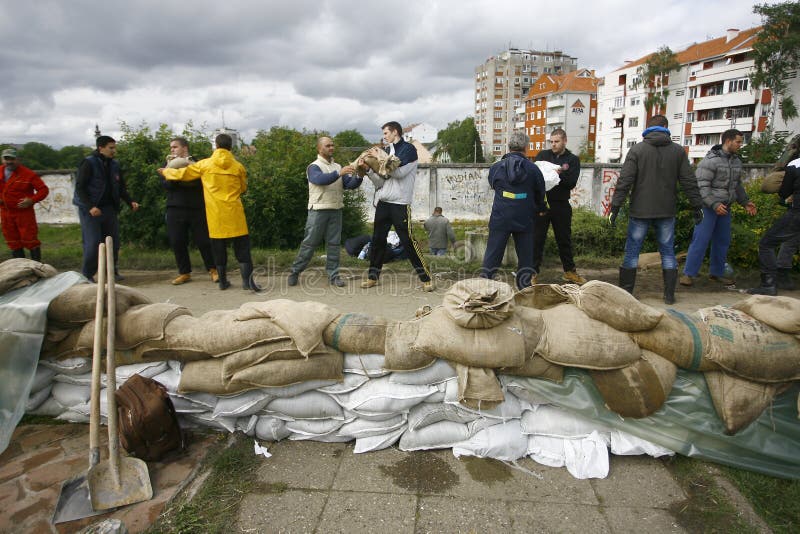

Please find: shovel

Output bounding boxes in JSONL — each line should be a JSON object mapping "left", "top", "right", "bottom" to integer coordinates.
{"left": 87, "top": 236, "right": 153, "bottom": 510}
{"left": 52, "top": 243, "right": 112, "bottom": 524}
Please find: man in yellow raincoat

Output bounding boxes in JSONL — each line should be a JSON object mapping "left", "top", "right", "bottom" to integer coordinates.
{"left": 158, "top": 133, "right": 259, "bottom": 291}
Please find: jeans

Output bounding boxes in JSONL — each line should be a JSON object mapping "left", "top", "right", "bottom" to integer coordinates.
{"left": 78, "top": 206, "right": 120, "bottom": 279}
{"left": 290, "top": 209, "right": 343, "bottom": 279}
{"left": 621, "top": 217, "right": 676, "bottom": 269}
{"left": 683, "top": 207, "right": 731, "bottom": 277}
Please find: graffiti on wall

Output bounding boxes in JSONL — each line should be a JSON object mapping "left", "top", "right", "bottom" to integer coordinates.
{"left": 35, "top": 173, "right": 79, "bottom": 224}
{"left": 437, "top": 168, "right": 491, "bottom": 220}
{"left": 569, "top": 168, "right": 594, "bottom": 210}
{"left": 600, "top": 169, "right": 619, "bottom": 216}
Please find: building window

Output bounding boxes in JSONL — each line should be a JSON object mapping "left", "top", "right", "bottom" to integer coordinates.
{"left": 589, "top": 124, "right": 595, "bottom": 133}
{"left": 686, "top": 112, "right": 694, "bottom": 123}
{"left": 629, "top": 117, "right": 639, "bottom": 127}
{"left": 614, "top": 96, "right": 624, "bottom": 108}
{"left": 684, "top": 138, "right": 692, "bottom": 146}
{"left": 494, "top": 111, "right": 503, "bottom": 119}
{"left": 727, "top": 78, "right": 749, "bottom": 93}
{"left": 537, "top": 111, "right": 542, "bottom": 119}
{"left": 536, "top": 127, "right": 541, "bottom": 135}
{"left": 495, "top": 100, "right": 503, "bottom": 108}
{"left": 522, "top": 64, "right": 529, "bottom": 72}
{"left": 529, "top": 142, "right": 534, "bottom": 150}
{"left": 761, "top": 104, "right": 771, "bottom": 117}
{"left": 675, "top": 89, "right": 685, "bottom": 96}
{"left": 688, "top": 86, "right": 698, "bottom": 99}
{"left": 614, "top": 118, "right": 624, "bottom": 128}
{"left": 591, "top": 108, "right": 596, "bottom": 117}
{"left": 544, "top": 56, "right": 552, "bottom": 62}
{"left": 673, "top": 113, "right": 683, "bottom": 120}
{"left": 493, "top": 145, "right": 502, "bottom": 152}
{"left": 626, "top": 139, "right": 637, "bottom": 148}
{"left": 630, "top": 96, "right": 641, "bottom": 106}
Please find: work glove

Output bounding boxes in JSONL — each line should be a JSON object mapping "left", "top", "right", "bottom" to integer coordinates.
{"left": 608, "top": 206, "right": 620, "bottom": 227}
{"left": 692, "top": 208, "right": 704, "bottom": 226}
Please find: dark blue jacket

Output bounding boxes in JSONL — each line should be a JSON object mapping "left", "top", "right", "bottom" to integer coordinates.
{"left": 73, "top": 151, "right": 134, "bottom": 211}
{"left": 161, "top": 156, "right": 206, "bottom": 210}
{"left": 488, "top": 152, "right": 545, "bottom": 232}
{"left": 385, "top": 138, "right": 418, "bottom": 166}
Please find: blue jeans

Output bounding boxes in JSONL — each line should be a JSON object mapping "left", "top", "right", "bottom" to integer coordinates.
{"left": 78, "top": 206, "right": 120, "bottom": 279}
{"left": 683, "top": 207, "right": 731, "bottom": 277}
{"left": 621, "top": 217, "right": 677, "bottom": 269}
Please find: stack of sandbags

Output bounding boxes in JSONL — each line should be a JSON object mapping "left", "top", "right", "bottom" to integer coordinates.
{"left": 0, "top": 258, "right": 58, "bottom": 295}
{"left": 323, "top": 313, "right": 393, "bottom": 354}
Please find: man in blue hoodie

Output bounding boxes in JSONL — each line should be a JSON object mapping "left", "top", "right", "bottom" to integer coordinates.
{"left": 609, "top": 115, "right": 703, "bottom": 304}
{"left": 480, "top": 131, "right": 546, "bottom": 289}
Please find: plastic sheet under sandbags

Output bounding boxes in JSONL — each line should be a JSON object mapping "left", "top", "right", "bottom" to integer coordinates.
{"left": 503, "top": 369, "right": 800, "bottom": 479}
{"left": 0, "top": 271, "right": 84, "bottom": 454}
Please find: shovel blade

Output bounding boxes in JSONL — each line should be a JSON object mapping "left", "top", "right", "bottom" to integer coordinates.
{"left": 52, "top": 476, "right": 109, "bottom": 524}
{"left": 88, "top": 457, "right": 153, "bottom": 511}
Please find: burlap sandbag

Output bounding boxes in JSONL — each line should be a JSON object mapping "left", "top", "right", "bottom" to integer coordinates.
{"left": 590, "top": 350, "right": 677, "bottom": 418}
{"left": 75, "top": 303, "right": 191, "bottom": 351}
{"left": 221, "top": 339, "right": 313, "bottom": 381}
{"left": 699, "top": 306, "right": 800, "bottom": 382}
{"left": 442, "top": 278, "right": 515, "bottom": 329}
{"left": 636, "top": 251, "right": 687, "bottom": 271}
{"left": 455, "top": 364, "right": 505, "bottom": 410}
{"left": 129, "top": 315, "right": 225, "bottom": 363}
{"left": 350, "top": 147, "right": 401, "bottom": 177}
{"left": 513, "top": 284, "right": 570, "bottom": 310}
{"left": 413, "top": 306, "right": 526, "bottom": 368}
{"left": 705, "top": 370, "right": 790, "bottom": 435}
{"left": 47, "top": 283, "right": 152, "bottom": 324}
{"left": 731, "top": 295, "right": 800, "bottom": 335}
{"left": 40, "top": 328, "right": 89, "bottom": 360}
{"left": 384, "top": 320, "right": 436, "bottom": 371}
{"left": 761, "top": 170, "right": 784, "bottom": 193}
{"left": 0, "top": 258, "right": 58, "bottom": 295}
{"left": 558, "top": 280, "right": 664, "bottom": 332}
{"left": 323, "top": 313, "right": 392, "bottom": 354}
{"left": 236, "top": 300, "right": 338, "bottom": 357}
{"left": 177, "top": 358, "right": 255, "bottom": 395}
{"left": 498, "top": 355, "right": 564, "bottom": 382}
{"left": 631, "top": 309, "right": 717, "bottom": 371}
{"left": 183, "top": 309, "right": 289, "bottom": 357}
{"left": 536, "top": 304, "right": 641, "bottom": 369}
{"left": 230, "top": 350, "right": 343, "bottom": 388}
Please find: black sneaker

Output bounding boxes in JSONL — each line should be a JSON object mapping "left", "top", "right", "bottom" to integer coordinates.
{"left": 288, "top": 273, "right": 299, "bottom": 286}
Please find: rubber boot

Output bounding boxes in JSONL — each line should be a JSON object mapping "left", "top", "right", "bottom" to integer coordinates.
{"left": 747, "top": 273, "right": 777, "bottom": 296}
{"left": 216, "top": 265, "right": 231, "bottom": 290}
{"left": 11, "top": 248, "right": 25, "bottom": 258}
{"left": 662, "top": 268, "right": 677, "bottom": 305}
{"left": 618, "top": 267, "right": 637, "bottom": 295}
{"left": 777, "top": 269, "right": 795, "bottom": 291}
{"left": 30, "top": 247, "right": 41, "bottom": 262}
{"left": 240, "top": 262, "right": 262, "bottom": 292}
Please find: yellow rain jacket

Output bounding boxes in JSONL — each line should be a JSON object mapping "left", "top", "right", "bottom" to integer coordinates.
{"left": 163, "top": 148, "right": 249, "bottom": 238}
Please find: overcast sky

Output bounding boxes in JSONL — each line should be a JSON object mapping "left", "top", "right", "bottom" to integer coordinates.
{"left": 0, "top": 0, "right": 768, "bottom": 148}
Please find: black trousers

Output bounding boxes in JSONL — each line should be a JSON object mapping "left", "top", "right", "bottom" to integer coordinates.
{"left": 480, "top": 228, "right": 535, "bottom": 289}
{"left": 532, "top": 200, "right": 575, "bottom": 273}
{"left": 166, "top": 207, "right": 215, "bottom": 274}
{"left": 210, "top": 234, "right": 252, "bottom": 268}
{"left": 368, "top": 201, "right": 430, "bottom": 282}
{"left": 758, "top": 210, "right": 800, "bottom": 275}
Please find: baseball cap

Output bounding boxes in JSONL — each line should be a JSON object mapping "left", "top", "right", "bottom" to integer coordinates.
{"left": 1, "top": 148, "right": 17, "bottom": 159}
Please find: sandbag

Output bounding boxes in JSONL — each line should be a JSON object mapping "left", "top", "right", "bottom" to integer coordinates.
{"left": 231, "top": 350, "right": 344, "bottom": 389}
{"left": 399, "top": 419, "right": 494, "bottom": 451}
{"left": 350, "top": 146, "right": 401, "bottom": 177}
{"left": 413, "top": 306, "right": 526, "bottom": 368}
{"left": 537, "top": 304, "right": 641, "bottom": 369}
{"left": 699, "top": 306, "right": 800, "bottom": 382}
{"left": 443, "top": 378, "right": 528, "bottom": 420}
{"left": 236, "top": 300, "right": 338, "bottom": 357}
{"left": 514, "top": 284, "right": 570, "bottom": 310}
{"left": 407, "top": 402, "right": 481, "bottom": 431}
{"left": 704, "top": 370, "right": 789, "bottom": 435}
{"left": 521, "top": 405, "right": 611, "bottom": 439}
{"left": 178, "top": 358, "right": 253, "bottom": 395}
{"left": 454, "top": 364, "right": 505, "bottom": 410}
{"left": 47, "top": 283, "right": 151, "bottom": 324}
{"left": 40, "top": 328, "right": 88, "bottom": 360}
{"left": 499, "top": 355, "right": 564, "bottom": 382}
{"left": 0, "top": 258, "right": 58, "bottom": 295}
{"left": 323, "top": 313, "right": 391, "bottom": 354}
{"left": 389, "top": 359, "right": 456, "bottom": 386}
{"left": 255, "top": 416, "right": 290, "bottom": 441}
{"left": 353, "top": 426, "right": 405, "bottom": 453}
{"left": 221, "top": 340, "right": 310, "bottom": 381}
{"left": 561, "top": 280, "right": 664, "bottom": 332}
{"left": 212, "top": 390, "right": 273, "bottom": 418}
{"left": 343, "top": 353, "right": 388, "bottom": 377}
{"left": 761, "top": 170, "right": 784, "bottom": 193}
{"left": 631, "top": 310, "right": 717, "bottom": 371}
{"left": 384, "top": 320, "right": 436, "bottom": 371}
{"left": 75, "top": 303, "right": 191, "bottom": 351}
{"left": 265, "top": 391, "right": 344, "bottom": 420}
{"left": 337, "top": 414, "right": 406, "bottom": 439}
{"left": 731, "top": 295, "right": 800, "bottom": 335}
{"left": 452, "top": 419, "right": 528, "bottom": 462}
{"left": 333, "top": 376, "right": 437, "bottom": 416}
{"left": 590, "top": 350, "right": 677, "bottom": 418}
{"left": 442, "top": 278, "right": 515, "bottom": 329}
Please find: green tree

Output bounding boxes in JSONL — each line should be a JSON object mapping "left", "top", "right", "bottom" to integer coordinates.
{"left": 751, "top": 1, "right": 800, "bottom": 123}
{"left": 436, "top": 117, "right": 484, "bottom": 163}
{"left": 57, "top": 145, "right": 93, "bottom": 170}
{"left": 18, "top": 142, "right": 60, "bottom": 170}
{"left": 630, "top": 46, "right": 680, "bottom": 116}
{"left": 739, "top": 128, "right": 789, "bottom": 163}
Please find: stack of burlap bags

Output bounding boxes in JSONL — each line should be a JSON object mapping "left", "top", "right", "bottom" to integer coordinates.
{"left": 0, "top": 258, "right": 58, "bottom": 294}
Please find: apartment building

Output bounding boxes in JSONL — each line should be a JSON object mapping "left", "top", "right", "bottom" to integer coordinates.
{"left": 475, "top": 48, "right": 578, "bottom": 160}
{"left": 596, "top": 27, "right": 800, "bottom": 163}
{"left": 523, "top": 69, "right": 599, "bottom": 159}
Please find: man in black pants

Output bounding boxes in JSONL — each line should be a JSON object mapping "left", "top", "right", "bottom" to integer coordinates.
{"left": 533, "top": 128, "right": 586, "bottom": 285}
{"left": 361, "top": 121, "right": 433, "bottom": 291}
{"left": 162, "top": 137, "right": 217, "bottom": 285}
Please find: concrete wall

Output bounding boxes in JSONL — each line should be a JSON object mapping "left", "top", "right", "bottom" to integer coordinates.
{"left": 363, "top": 163, "right": 775, "bottom": 222}
{"left": 34, "top": 171, "right": 79, "bottom": 224}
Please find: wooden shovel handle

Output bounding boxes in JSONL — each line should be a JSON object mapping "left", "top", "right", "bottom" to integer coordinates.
{"left": 89, "top": 242, "right": 106, "bottom": 467}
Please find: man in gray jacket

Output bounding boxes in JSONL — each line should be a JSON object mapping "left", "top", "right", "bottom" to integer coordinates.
{"left": 608, "top": 115, "right": 703, "bottom": 304}
{"left": 681, "top": 129, "right": 757, "bottom": 287}
{"left": 424, "top": 207, "right": 456, "bottom": 255}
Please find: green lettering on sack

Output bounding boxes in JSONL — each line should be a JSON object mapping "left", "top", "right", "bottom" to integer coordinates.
{"left": 709, "top": 324, "right": 734, "bottom": 343}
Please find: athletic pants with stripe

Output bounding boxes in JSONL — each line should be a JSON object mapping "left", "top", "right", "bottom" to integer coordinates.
{"left": 368, "top": 201, "right": 430, "bottom": 282}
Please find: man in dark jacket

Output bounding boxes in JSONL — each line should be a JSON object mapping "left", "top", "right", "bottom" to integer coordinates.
{"left": 748, "top": 157, "right": 800, "bottom": 295}
{"left": 480, "top": 132, "right": 546, "bottom": 289}
{"left": 609, "top": 115, "right": 703, "bottom": 304}
{"left": 681, "top": 129, "right": 756, "bottom": 287}
{"left": 533, "top": 128, "right": 585, "bottom": 285}
{"left": 162, "top": 137, "right": 217, "bottom": 286}
{"left": 73, "top": 136, "right": 139, "bottom": 281}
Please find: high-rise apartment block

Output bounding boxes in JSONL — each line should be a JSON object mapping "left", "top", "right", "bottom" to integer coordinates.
{"left": 596, "top": 27, "right": 800, "bottom": 163}
{"left": 524, "top": 69, "right": 599, "bottom": 159}
{"left": 475, "top": 48, "right": 578, "bottom": 160}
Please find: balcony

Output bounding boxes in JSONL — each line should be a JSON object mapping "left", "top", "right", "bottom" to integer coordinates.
{"left": 515, "top": 121, "right": 526, "bottom": 129}
{"left": 692, "top": 59, "right": 755, "bottom": 84}
{"left": 515, "top": 106, "right": 526, "bottom": 115}
{"left": 691, "top": 117, "right": 754, "bottom": 135}
{"left": 693, "top": 91, "right": 756, "bottom": 111}
{"left": 607, "top": 129, "right": 622, "bottom": 140}
{"left": 611, "top": 107, "right": 625, "bottom": 119}
{"left": 547, "top": 112, "right": 565, "bottom": 125}
{"left": 547, "top": 96, "right": 565, "bottom": 108}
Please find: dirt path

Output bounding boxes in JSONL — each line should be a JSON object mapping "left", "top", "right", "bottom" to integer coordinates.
{"left": 120, "top": 266, "right": 798, "bottom": 319}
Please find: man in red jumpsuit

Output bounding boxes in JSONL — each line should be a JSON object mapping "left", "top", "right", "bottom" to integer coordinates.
{"left": 0, "top": 148, "right": 49, "bottom": 261}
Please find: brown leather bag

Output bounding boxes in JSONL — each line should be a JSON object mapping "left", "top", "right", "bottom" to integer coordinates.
{"left": 115, "top": 374, "right": 184, "bottom": 461}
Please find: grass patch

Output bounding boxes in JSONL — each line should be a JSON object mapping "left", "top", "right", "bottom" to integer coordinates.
{"left": 18, "top": 414, "right": 67, "bottom": 425}
{"left": 663, "top": 456, "right": 755, "bottom": 533}
{"left": 146, "top": 434, "right": 260, "bottom": 534}
{"left": 720, "top": 465, "right": 800, "bottom": 533}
